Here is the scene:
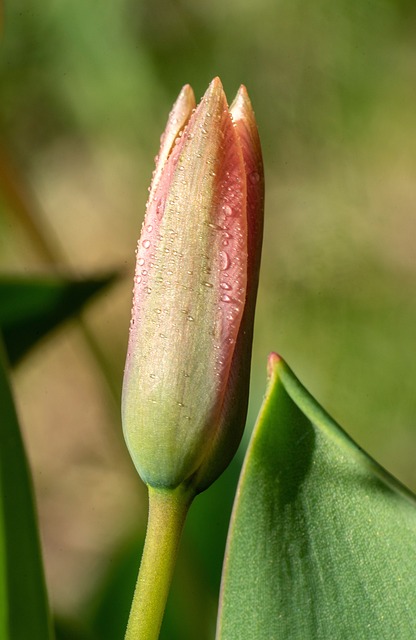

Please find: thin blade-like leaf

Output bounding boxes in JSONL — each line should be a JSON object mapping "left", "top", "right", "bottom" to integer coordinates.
{"left": 0, "top": 274, "right": 115, "bottom": 365}
{"left": 0, "top": 339, "right": 53, "bottom": 639}
{"left": 217, "top": 354, "right": 416, "bottom": 639}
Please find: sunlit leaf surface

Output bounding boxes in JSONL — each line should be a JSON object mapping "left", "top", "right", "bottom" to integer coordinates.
{"left": 217, "top": 355, "right": 416, "bottom": 639}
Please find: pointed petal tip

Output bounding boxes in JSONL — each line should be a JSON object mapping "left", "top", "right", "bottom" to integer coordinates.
{"left": 173, "top": 84, "right": 196, "bottom": 117}
{"left": 204, "top": 76, "right": 225, "bottom": 101}
{"left": 147, "top": 84, "right": 196, "bottom": 206}
{"left": 178, "top": 83, "right": 196, "bottom": 104}
{"left": 230, "top": 84, "right": 254, "bottom": 122}
{"left": 267, "top": 352, "right": 283, "bottom": 378}
{"left": 237, "top": 84, "right": 249, "bottom": 99}
{"left": 210, "top": 76, "right": 223, "bottom": 89}
{"left": 194, "top": 77, "right": 228, "bottom": 121}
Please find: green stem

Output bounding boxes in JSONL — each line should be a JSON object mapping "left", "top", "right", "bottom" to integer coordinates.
{"left": 125, "top": 486, "right": 194, "bottom": 640}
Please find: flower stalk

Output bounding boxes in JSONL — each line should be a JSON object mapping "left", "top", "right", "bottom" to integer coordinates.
{"left": 125, "top": 487, "right": 192, "bottom": 640}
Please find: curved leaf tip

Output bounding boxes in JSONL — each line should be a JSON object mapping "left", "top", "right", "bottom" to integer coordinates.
{"left": 217, "top": 354, "right": 416, "bottom": 640}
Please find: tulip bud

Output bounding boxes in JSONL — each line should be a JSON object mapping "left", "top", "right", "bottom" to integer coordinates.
{"left": 122, "top": 78, "right": 264, "bottom": 492}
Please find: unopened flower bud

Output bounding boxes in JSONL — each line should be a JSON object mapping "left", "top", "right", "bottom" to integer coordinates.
{"left": 122, "top": 78, "right": 264, "bottom": 492}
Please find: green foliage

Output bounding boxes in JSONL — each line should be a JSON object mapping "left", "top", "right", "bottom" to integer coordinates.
{"left": 0, "top": 274, "right": 115, "bottom": 365}
{"left": 217, "top": 355, "right": 416, "bottom": 639}
{"left": 0, "top": 340, "right": 53, "bottom": 639}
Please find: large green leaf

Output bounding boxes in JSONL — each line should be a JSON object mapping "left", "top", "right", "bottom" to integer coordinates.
{"left": 217, "top": 354, "right": 416, "bottom": 639}
{"left": 0, "top": 340, "right": 53, "bottom": 639}
{"left": 0, "top": 273, "right": 115, "bottom": 365}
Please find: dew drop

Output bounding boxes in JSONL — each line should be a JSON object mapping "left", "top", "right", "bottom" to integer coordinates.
{"left": 249, "top": 171, "right": 260, "bottom": 184}
{"left": 150, "top": 373, "right": 156, "bottom": 379}
{"left": 141, "top": 269, "right": 148, "bottom": 276}
{"left": 154, "top": 308, "right": 161, "bottom": 315}
{"left": 136, "top": 275, "right": 142, "bottom": 284}
{"left": 203, "top": 281, "right": 214, "bottom": 288}
{"left": 223, "top": 204, "right": 233, "bottom": 216}
{"left": 221, "top": 294, "right": 232, "bottom": 303}
{"left": 220, "top": 251, "right": 230, "bottom": 270}
{"left": 138, "top": 257, "right": 145, "bottom": 266}
{"left": 220, "top": 282, "right": 232, "bottom": 290}
{"left": 177, "top": 402, "right": 184, "bottom": 407}
{"left": 187, "top": 315, "right": 194, "bottom": 321}
{"left": 142, "top": 239, "right": 151, "bottom": 249}
{"left": 147, "top": 224, "right": 153, "bottom": 232}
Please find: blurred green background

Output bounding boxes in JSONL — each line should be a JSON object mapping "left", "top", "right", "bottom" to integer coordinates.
{"left": 1, "top": 0, "right": 416, "bottom": 638}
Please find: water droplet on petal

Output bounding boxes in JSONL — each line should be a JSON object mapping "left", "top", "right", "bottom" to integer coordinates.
{"left": 220, "top": 282, "right": 232, "bottom": 290}
{"left": 147, "top": 224, "right": 153, "bottom": 232}
{"left": 221, "top": 294, "right": 232, "bottom": 303}
{"left": 220, "top": 251, "right": 230, "bottom": 270}
{"left": 203, "top": 281, "right": 214, "bottom": 288}
{"left": 138, "top": 257, "right": 145, "bottom": 266}
{"left": 223, "top": 204, "right": 233, "bottom": 216}
{"left": 249, "top": 171, "right": 260, "bottom": 184}
{"left": 142, "top": 239, "right": 151, "bottom": 249}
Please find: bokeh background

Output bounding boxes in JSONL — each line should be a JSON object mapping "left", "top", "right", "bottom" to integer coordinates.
{"left": 1, "top": 0, "right": 416, "bottom": 637}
